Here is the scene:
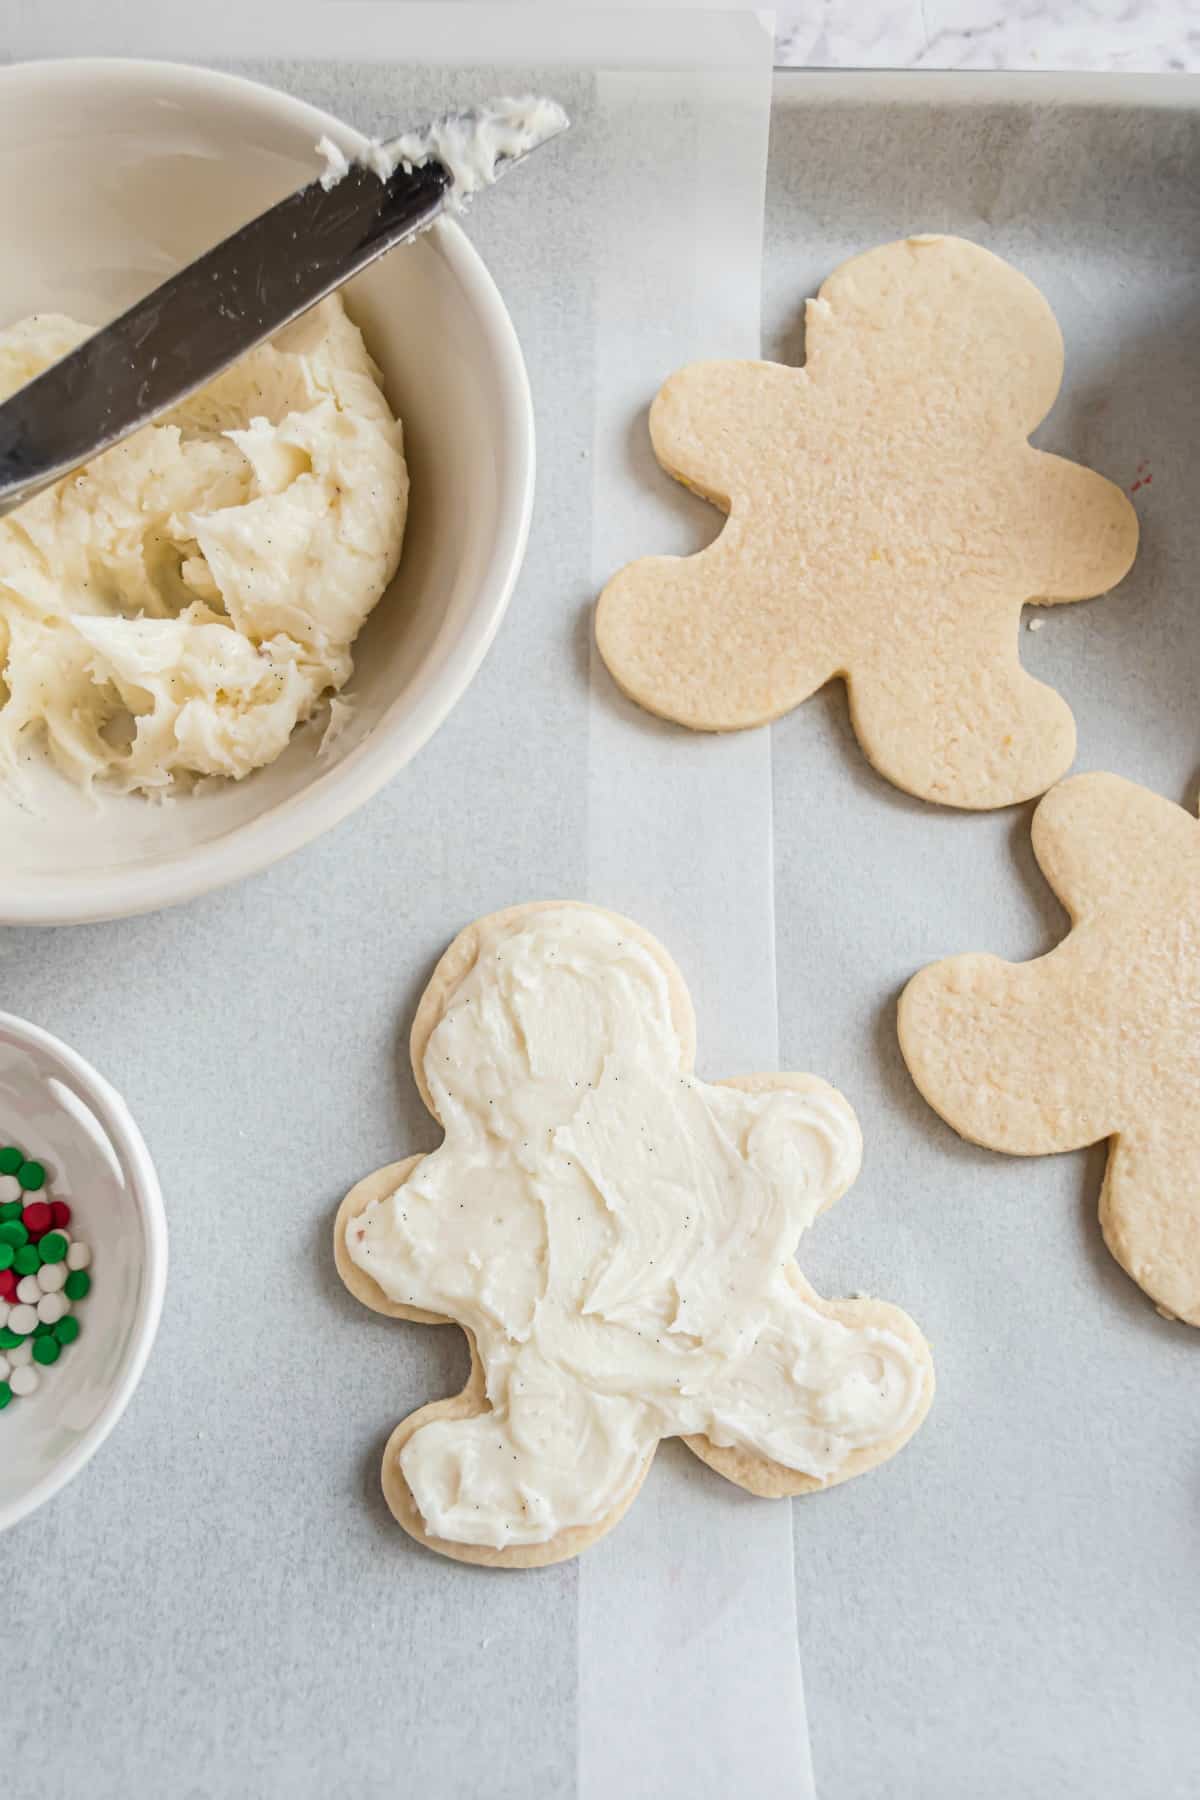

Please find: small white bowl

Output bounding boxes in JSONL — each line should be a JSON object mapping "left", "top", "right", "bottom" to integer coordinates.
{"left": 0, "top": 1012, "right": 166, "bottom": 1532}
{"left": 0, "top": 59, "right": 536, "bottom": 924}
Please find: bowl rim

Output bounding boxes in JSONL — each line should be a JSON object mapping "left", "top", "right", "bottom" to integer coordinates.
{"left": 0, "top": 1008, "right": 168, "bottom": 1533}
{"left": 0, "top": 57, "right": 536, "bottom": 927}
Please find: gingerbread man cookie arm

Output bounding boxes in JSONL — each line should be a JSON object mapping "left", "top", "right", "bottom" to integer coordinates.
{"left": 1009, "top": 451, "right": 1139, "bottom": 604}
{"left": 845, "top": 603, "right": 1077, "bottom": 809}
{"left": 336, "top": 1158, "right": 447, "bottom": 1325}
{"left": 596, "top": 523, "right": 843, "bottom": 733}
{"left": 709, "top": 1070, "right": 863, "bottom": 1214}
{"left": 649, "top": 359, "right": 797, "bottom": 508}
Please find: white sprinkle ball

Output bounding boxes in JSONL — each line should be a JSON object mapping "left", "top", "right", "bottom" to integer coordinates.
{"left": 66, "top": 1242, "right": 91, "bottom": 1272}
{"left": 36, "top": 1292, "right": 67, "bottom": 1326}
{"left": 16, "top": 1275, "right": 41, "bottom": 1305}
{"left": 9, "top": 1365, "right": 39, "bottom": 1398}
{"left": 0, "top": 1354, "right": 9, "bottom": 1380}
{"left": 0, "top": 1176, "right": 21, "bottom": 1203}
{"left": 8, "top": 1339, "right": 32, "bottom": 1367}
{"left": 8, "top": 1303, "right": 37, "bottom": 1335}
{"left": 36, "top": 1262, "right": 67, "bottom": 1294}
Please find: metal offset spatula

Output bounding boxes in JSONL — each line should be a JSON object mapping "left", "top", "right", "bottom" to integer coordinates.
{"left": 0, "top": 99, "right": 567, "bottom": 519}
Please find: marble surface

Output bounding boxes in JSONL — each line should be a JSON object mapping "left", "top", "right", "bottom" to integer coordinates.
{"left": 775, "top": 1, "right": 1199, "bottom": 72}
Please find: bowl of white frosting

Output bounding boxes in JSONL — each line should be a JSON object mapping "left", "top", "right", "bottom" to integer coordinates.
{"left": 0, "top": 1012, "right": 166, "bottom": 1532}
{"left": 0, "top": 59, "right": 536, "bottom": 922}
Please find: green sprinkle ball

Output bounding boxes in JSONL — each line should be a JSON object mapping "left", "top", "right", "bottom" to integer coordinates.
{"left": 0, "top": 1147, "right": 21, "bottom": 1174}
{"left": 0, "top": 1220, "right": 27, "bottom": 1248}
{"left": 13, "top": 1246, "right": 39, "bottom": 1276}
{"left": 17, "top": 1160, "right": 45, "bottom": 1192}
{"left": 0, "top": 1327, "right": 21, "bottom": 1350}
{"left": 54, "top": 1316, "right": 80, "bottom": 1346}
{"left": 0, "top": 1382, "right": 11, "bottom": 1409}
{"left": 64, "top": 1270, "right": 90, "bottom": 1302}
{"left": 37, "top": 1231, "right": 67, "bottom": 1264}
{"left": 31, "top": 1335, "right": 60, "bottom": 1367}
{"left": 0, "top": 1245, "right": 12, "bottom": 1270}
{"left": 0, "top": 1200, "right": 21, "bottom": 1222}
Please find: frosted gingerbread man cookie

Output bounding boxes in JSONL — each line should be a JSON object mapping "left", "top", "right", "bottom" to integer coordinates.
{"left": 597, "top": 235, "right": 1138, "bottom": 810}
{"left": 900, "top": 773, "right": 1200, "bottom": 1324}
{"left": 335, "top": 902, "right": 933, "bottom": 1567}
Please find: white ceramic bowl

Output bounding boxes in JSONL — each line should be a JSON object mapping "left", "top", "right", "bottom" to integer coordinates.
{"left": 0, "top": 59, "right": 535, "bottom": 924}
{"left": 0, "top": 1013, "right": 166, "bottom": 1532}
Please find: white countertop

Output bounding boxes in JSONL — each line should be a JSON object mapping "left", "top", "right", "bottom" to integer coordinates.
{"left": 775, "top": 0, "right": 1198, "bottom": 71}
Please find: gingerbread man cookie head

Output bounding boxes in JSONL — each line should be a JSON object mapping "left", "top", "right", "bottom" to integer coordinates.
{"left": 337, "top": 903, "right": 934, "bottom": 1567}
{"left": 900, "top": 773, "right": 1200, "bottom": 1324}
{"left": 419, "top": 903, "right": 693, "bottom": 1144}
{"left": 597, "top": 235, "right": 1138, "bottom": 811}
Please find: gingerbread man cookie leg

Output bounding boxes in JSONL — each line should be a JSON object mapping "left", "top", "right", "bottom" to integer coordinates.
{"left": 597, "top": 236, "right": 1138, "bottom": 809}
{"left": 395, "top": 1379, "right": 656, "bottom": 1551}
{"left": 686, "top": 1276, "right": 934, "bottom": 1498}
{"left": 336, "top": 904, "right": 934, "bottom": 1567}
{"left": 900, "top": 773, "right": 1200, "bottom": 1324}
{"left": 845, "top": 599, "right": 1077, "bottom": 809}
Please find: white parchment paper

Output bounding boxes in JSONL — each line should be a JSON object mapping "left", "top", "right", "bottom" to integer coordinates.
{"left": 580, "top": 56, "right": 815, "bottom": 1800}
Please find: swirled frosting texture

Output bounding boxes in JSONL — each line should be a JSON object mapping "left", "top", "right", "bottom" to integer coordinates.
{"left": 0, "top": 294, "right": 405, "bottom": 794}
{"left": 348, "top": 907, "right": 925, "bottom": 1548}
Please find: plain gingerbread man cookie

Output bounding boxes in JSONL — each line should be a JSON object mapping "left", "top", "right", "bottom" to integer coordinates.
{"left": 597, "top": 235, "right": 1138, "bottom": 810}
{"left": 335, "top": 902, "right": 934, "bottom": 1568}
{"left": 900, "top": 773, "right": 1200, "bottom": 1324}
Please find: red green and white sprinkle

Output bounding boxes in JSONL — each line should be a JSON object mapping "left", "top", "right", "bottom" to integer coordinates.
{"left": 0, "top": 1145, "right": 92, "bottom": 1409}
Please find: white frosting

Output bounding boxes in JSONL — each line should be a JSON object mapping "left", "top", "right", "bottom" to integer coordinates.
{"left": 315, "top": 134, "right": 350, "bottom": 192}
{"left": 347, "top": 907, "right": 926, "bottom": 1550}
{"left": 368, "top": 95, "right": 568, "bottom": 213}
{"left": 318, "top": 692, "right": 356, "bottom": 758}
{"left": 0, "top": 296, "right": 406, "bottom": 794}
